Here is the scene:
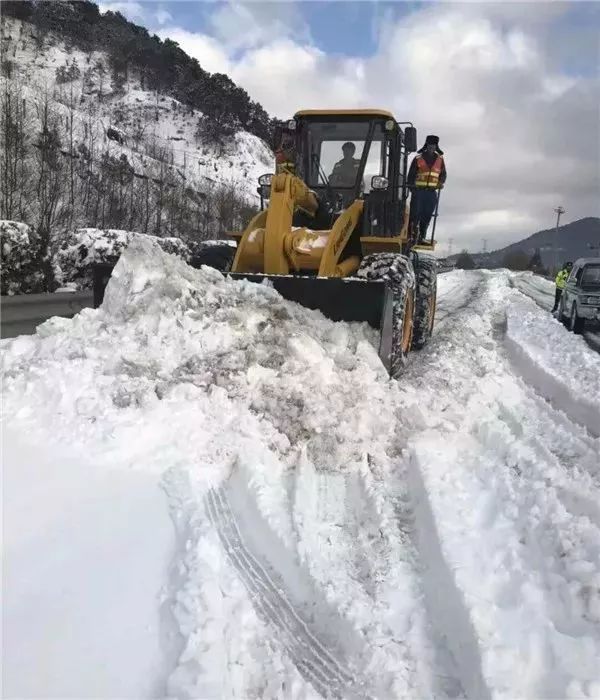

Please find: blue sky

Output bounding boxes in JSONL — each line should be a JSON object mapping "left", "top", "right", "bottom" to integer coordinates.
{"left": 110, "top": 1, "right": 599, "bottom": 64}
{"left": 100, "top": 1, "right": 599, "bottom": 250}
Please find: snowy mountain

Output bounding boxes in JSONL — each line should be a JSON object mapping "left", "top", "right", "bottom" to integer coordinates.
{"left": 0, "top": 5, "right": 274, "bottom": 269}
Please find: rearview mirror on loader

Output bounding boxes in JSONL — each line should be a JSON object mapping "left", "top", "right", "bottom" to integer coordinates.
{"left": 404, "top": 126, "right": 417, "bottom": 153}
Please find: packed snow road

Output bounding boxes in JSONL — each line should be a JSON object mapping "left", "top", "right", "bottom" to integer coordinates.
{"left": 512, "top": 271, "right": 600, "bottom": 353}
{"left": 2, "top": 240, "right": 599, "bottom": 699}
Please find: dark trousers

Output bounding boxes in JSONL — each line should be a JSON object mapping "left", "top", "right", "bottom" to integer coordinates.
{"left": 409, "top": 189, "right": 438, "bottom": 241}
{"left": 552, "top": 288, "right": 562, "bottom": 312}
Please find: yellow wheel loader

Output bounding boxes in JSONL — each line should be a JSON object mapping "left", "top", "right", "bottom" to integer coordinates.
{"left": 93, "top": 109, "right": 439, "bottom": 377}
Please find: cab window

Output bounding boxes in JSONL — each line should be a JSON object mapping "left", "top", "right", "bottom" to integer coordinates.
{"left": 581, "top": 264, "right": 600, "bottom": 289}
{"left": 306, "top": 121, "right": 386, "bottom": 192}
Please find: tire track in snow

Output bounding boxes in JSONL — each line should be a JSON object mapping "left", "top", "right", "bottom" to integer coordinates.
{"left": 493, "top": 331, "right": 600, "bottom": 529}
{"left": 205, "top": 485, "right": 362, "bottom": 699}
{"left": 471, "top": 399, "right": 600, "bottom": 645}
{"left": 503, "top": 332, "right": 600, "bottom": 437}
{"left": 289, "top": 456, "right": 465, "bottom": 699}
{"left": 434, "top": 274, "right": 486, "bottom": 328}
{"left": 405, "top": 452, "right": 492, "bottom": 700}
{"left": 402, "top": 271, "right": 600, "bottom": 696}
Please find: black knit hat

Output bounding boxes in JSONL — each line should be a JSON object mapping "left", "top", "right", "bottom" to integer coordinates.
{"left": 418, "top": 134, "right": 444, "bottom": 155}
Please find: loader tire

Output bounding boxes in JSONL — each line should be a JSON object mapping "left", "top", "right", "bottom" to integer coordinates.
{"left": 411, "top": 253, "right": 437, "bottom": 349}
{"left": 357, "top": 253, "right": 415, "bottom": 378}
{"left": 190, "top": 242, "right": 236, "bottom": 273}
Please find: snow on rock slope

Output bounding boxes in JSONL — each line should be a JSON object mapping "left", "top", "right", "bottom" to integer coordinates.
{"left": 1, "top": 16, "right": 273, "bottom": 199}
{"left": 2, "top": 251, "right": 600, "bottom": 699}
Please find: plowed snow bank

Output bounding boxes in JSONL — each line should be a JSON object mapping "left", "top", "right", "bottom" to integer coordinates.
{"left": 505, "top": 293, "right": 600, "bottom": 435}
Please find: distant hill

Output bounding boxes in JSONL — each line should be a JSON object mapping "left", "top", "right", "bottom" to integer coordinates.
{"left": 452, "top": 217, "right": 600, "bottom": 270}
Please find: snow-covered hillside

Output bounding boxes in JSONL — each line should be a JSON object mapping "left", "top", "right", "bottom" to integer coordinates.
{"left": 3, "top": 241, "right": 600, "bottom": 699}
{"left": 0, "top": 15, "right": 273, "bottom": 198}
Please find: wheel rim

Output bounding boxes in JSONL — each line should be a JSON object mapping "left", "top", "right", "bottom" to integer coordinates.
{"left": 401, "top": 291, "right": 415, "bottom": 353}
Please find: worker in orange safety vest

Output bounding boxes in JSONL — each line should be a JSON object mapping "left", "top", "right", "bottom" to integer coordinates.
{"left": 407, "top": 134, "right": 447, "bottom": 242}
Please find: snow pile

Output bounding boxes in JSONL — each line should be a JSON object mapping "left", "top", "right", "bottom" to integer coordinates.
{"left": 2, "top": 238, "right": 445, "bottom": 699}
{"left": 56, "top": 228, "right": 190, "bottom": 288}
{"left": 505, "top": 292, "right": 600, "bottom": 435}
{"left": 4, "top": 258, "right": 600, "bottom": 699}
{"left": 510, "top": 271, "right": 555, "bottom": 309}
{"left": 0, "top": 220, "right": 44, "bottom": 294}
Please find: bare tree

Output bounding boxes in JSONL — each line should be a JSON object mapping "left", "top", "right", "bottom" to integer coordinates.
{"left": 0, "top": 80, "right": 31, "bottom": 221}
{"left": 32, "top": 92, "right": 67, "bottom": 289}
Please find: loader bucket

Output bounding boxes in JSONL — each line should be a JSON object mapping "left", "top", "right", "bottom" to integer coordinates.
{"left": 229, "top": 273, "right": 394, "bottom": 373}
{"left": 92, "top": 264, "right": 393, "bottom": 372}
{"left": 92, "top": 266, "right": 386, "bottom": 325}
{"left": 228, "top": 272, "right": 387, "bottom": 327}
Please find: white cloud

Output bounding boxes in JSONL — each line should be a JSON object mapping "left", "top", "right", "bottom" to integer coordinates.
{"left": 98, "top": 1, "right": 145, "bottom": 22}
{"left": 157, "top": 1, "right": 599, "bottom": 251}
{"left": 208, "top": 2, "right": 311, "bottom": 52}
{"left": 155, "top": 27, "right": 232, "bottom": 75}
{"left": 155, "top": 8, "right": 172, "bottom": 26}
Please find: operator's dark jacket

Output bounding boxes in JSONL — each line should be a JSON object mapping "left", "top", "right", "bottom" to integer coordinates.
{"left": 407, "top": 151, "right": 447, "bottom": 188}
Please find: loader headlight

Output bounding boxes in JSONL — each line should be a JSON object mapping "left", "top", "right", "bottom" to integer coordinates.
{"left": 258, "top": 173, "right": 273, "bottom": 186}
{"left": 287, "top": 119, "right": 297, "bottom": 130}
{"left": 371, "top": 176, "right": 389, "bottom": 190}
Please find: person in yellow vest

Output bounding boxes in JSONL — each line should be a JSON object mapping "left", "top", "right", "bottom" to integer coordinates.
{"left": 552, "top": 261, "right": 573, "bottom": 312}
{"left": 407, "top": 134, "right": 447, "bottom": 242}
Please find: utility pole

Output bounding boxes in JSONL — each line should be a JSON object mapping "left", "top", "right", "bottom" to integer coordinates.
{"left": 482, "top": 238, "right": 488, "bottom": 254}
{"left": 553, "top": 205, "right": 565, "bottom": 273}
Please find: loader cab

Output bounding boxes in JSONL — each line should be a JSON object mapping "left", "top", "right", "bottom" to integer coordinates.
{"left": 272, "top": 110, "right": 417, "bottom": 241}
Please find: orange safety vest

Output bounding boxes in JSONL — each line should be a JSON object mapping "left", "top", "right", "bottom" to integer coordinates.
{"left": 415, "top": 155, "right": 444, "bottom": 189}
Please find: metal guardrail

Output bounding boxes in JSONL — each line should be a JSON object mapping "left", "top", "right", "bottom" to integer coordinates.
{"left": 0, "top": 292, "right": 93, "bottom": 339}
{"left": 1, "top": 264, "right": 454, "bottom": 341}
